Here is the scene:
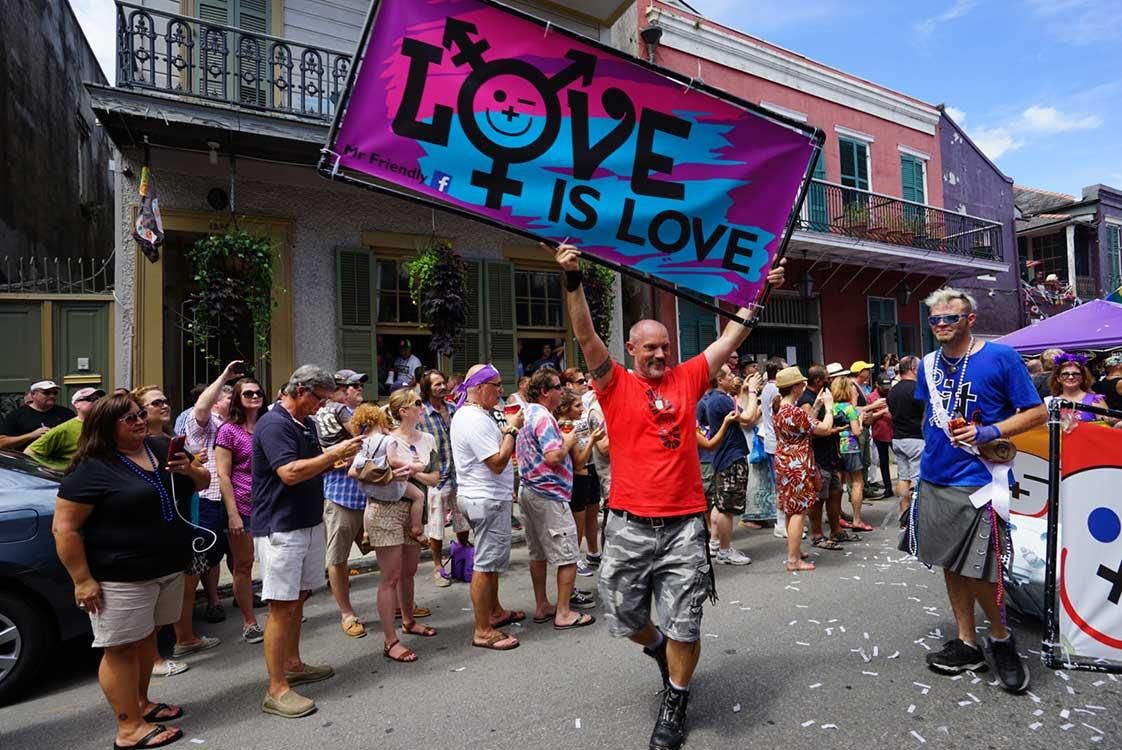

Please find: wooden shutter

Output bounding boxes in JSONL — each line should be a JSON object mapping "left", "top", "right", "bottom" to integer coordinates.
{"left": 451, "top": 259, "right": 483, "bottom": 377}
{"left": 678, "top": 297, "right": 717, "bottom": 361}
{"left": 839, "top": 138, "right": 869, "bottom": 191}
{"left": 485, "top": 261, "right": 517, "bottom": 392}
{"left": 235, "top": 0, "right": 269, "bottom": 106}
{"left": 336, "top": 248, "right": 376, "bottom": 393}
{"left": 1108, "top": 226, "right": 1121, "bottom": 294}
{"left": 807, "top": 150, "right": 828, "bottom": 231}
{"left": 900, "top": 154, "right": 925, "bottom": 204}
{"left": 198, "top": 0, "right": 230, "bottom": 99}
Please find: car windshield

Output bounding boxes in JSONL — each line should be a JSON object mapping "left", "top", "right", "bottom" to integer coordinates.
{"left": 0, "top": 450, "right": 62, "bottom": 490}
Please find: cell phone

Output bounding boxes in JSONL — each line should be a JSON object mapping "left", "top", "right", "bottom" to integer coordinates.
{"left": 166, "top": 435, "right": 187, "bottom": 464}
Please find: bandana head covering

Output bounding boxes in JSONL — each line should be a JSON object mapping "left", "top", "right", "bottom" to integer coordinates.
{"left": 454, "top": 363, "right": 501, "bottom": 408}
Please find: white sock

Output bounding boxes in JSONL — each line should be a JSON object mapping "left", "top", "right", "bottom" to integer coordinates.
{"left": 669, "top": 679, "right": 689, "bottom": 692}
{"left": 990, "top": 632, "right": 1011, "bottom": 642}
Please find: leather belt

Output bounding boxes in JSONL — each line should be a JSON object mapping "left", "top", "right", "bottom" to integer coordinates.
{"left": 609, "top": 508, "right": 703, "bottom": 528}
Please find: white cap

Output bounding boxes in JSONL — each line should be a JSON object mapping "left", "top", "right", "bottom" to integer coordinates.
{"left": 30, "top": 380, "right": 61, "bottom": 391}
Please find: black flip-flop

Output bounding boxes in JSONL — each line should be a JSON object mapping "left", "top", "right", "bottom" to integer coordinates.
{"left": 554, "top": 613, "right": 596, "bottom": 630}
{"left": 142, "top": 703, "right": 184, "bottom": 723}
{"left": 113, "top": 724, "right": 183, "bottom": 750}
{"left": 532, "top": 612, "right": 557, "bottom": 624}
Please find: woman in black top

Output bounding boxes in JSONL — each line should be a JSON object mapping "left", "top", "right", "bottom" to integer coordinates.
{"left": 53, "top": 393, "right": 209, "bottom": 750}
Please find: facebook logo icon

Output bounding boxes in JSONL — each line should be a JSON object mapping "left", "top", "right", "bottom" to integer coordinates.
{"left": 432, "top": 171, "right": 452, "bottom": 193}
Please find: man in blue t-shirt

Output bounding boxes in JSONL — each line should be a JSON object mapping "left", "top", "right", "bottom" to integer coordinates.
{"left": 705, "top": 365, "right": 754, "bottom": 565}
{"left": 901, "top": 289, "right": 1045, "bottom": 695}
{"left": 252, "top": 365, "right": 364, "bottom": 719}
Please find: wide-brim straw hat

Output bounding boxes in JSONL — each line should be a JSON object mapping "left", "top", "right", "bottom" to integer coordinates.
{"left": 774, "top": 366, "right": 807, "bottom": 389}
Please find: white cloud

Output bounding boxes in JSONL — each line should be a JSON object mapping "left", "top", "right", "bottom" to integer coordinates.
{"left": 970, "top": 126, "right": 1023, "bottom": 160}
{"left": 944, "top": 106, "right": 966, "bottom": 124}
{"left": 915, "top": 0, "right": 977, "bottom": 35}
{"left": 1026, "top": 0, "right": 1122, "bottom": 43}
{"left": 70, "top": 0, "right": 117, "bottom": 85}
{"left": 1020, "top": 105, "right": 1102, "bottom": 133}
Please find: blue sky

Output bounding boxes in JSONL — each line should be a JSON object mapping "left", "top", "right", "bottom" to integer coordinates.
{"left": 693, "top": 0, "right": 1121, "bottom": 198}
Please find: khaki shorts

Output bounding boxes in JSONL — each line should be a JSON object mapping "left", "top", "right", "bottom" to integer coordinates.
{"left": 365, "top": 500, "right": 411, "bottom": 548}
{"left": 89, "top": 572, "right": 185, "bottom": 648}
{"left": 323, "top": 500, "right": 366, "bottom": 565}
{"left": 255, "top": 524, "right": 326, "bottom": 602}
{"left": 518, "top": 487, "right": 580, "bottom": 566}
{"left": 458, "top": 496, "right": 512, "bottom": 573}
{"left": 425, "top": 485, "right": 469, "bottom": 540}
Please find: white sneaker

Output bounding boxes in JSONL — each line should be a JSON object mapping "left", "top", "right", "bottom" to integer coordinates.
{"left": 716, "top": 548, "right": 752, "bottom": 566}
{"left": 708, "top": 539, "right": 720, "bottom": 554}
{"left": 773, "top": 527, "right": 788, "bottom": 539}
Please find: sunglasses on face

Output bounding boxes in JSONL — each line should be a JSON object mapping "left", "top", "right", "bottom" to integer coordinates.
{"left": 242, "top": 390, "right": 264, "bottom": 399}
{"left": 146, "top": 398, "right": 170, "bottom": 408}
{"left": 74, "top": 396, "right": 99, "bottom": 403}
{"left": 928, "top": 314, "right": 966, "bottom": 326}
{"left": 547, "top": 383, "right": 563, "bottom": 391}
{"left": 1059, "top": 372, "right": 1082, "bottom": 380}
{"left": 413, "top": 399, "right": 423, "bottom": 407}
{"left": 573, "top": 378, "right": 587, "bottom": 385}
{"left": 119, "top": 411, "right": 146, "bottom": 424}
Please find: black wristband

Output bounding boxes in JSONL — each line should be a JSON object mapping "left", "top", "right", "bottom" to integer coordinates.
{"left": 565, "top": 269, "right": 583, "bottom": 292}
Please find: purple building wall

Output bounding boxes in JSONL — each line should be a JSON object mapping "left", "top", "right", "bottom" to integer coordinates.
{"left": 937, "top": 111, "right": 1020, "bottom": 337}
{"left": 1094, "top": 185, "right": 1122, "bottom": 294}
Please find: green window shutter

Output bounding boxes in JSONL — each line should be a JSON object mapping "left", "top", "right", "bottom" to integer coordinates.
{"left": 678, "top": 297, "right": 716, "bottom": 361}
{"left": 336, "top": 248, "right": 377, "bottom": 396}
{"left": 198, "top": 0, "right": 230, "bottom": 98}
{"left": 485, "top": 261, "right": 517, "bottom": 392}
{"left": 1108, "top": 226, "right": 1121, "bottom": 293}
{"left": 235, "top": 0, "right": 269, "bottom": 106}
{"left": 839, "top": 138, "right": 870, "bottom": 191}
{"left": 808, "top": 150, "right": 828, "bottom": 231}
{"left": 451, "top": 260, "right": 483, "bottom": 377}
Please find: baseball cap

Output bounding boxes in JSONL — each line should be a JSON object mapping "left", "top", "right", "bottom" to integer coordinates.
{"left": 30, "top": 380, "right": 60, "bottom": 392}
{"left": 850, "top": 360, "right": 875, "bottom": 373}
{"left": 334, "top": 369, "right": 368, "bottom": 386}
{"left": 876, "top": 374, "right": 893, "bottom": 386}
{"left": 72, "top": 387, "right": 106, "bottom": 404}
{"left": 826, "top": 363, "right": 851, "bottom": 379}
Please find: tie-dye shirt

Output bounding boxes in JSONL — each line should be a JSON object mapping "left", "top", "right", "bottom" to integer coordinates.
{"left": 515, "top": 403, "right": 572, "bottom": 503}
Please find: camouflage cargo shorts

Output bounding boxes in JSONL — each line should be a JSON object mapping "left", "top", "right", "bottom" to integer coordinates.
{"left": 597, "top": 510, "right": 712, "bottom": 643}
{"left": 714, "top": 458, "right": 749, "bottom": 515}
{"left": 700, "top": 463, "right": 717, "bottom": 510}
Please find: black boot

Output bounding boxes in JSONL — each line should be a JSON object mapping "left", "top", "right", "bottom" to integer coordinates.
{"left": 649, "top": 685, "right": 689, "bottom": 750}
{"left": 643, "top": 634, "right": 670, "bottom": 690}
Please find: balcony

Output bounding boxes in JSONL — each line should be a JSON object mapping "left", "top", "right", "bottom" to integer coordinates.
{"left": 792, "top": 180, "right": 1006, "bottom": 273}
{"left": 114, "top": 1, "right": 352, "bottom": 122}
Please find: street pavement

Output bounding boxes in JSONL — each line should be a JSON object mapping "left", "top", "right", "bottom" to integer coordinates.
{"left": 3, "top": 500, "right": 1119, "bottom": 750}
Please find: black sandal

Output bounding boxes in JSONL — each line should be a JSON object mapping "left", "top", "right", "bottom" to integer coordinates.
{"left": 113, "top": 725, "right": 183, "bottom": 750}
{"left": 142, "top": 703, "right": 183, "bottom": 723}
{"left": 811, "top": 536, "right": 843, "bottom": 551}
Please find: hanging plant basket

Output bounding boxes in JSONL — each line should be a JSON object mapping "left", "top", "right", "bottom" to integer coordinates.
{"left": 581, "top": 259, "right": 615, "bottom": 343}
{"left": 408, "top": 240, "right": 468, "bottom": 357}
{"left": 187, "top": 229, "right": 276, "bottom": 363}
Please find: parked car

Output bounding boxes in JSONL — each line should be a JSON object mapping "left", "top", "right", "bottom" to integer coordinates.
{"left": 0, "top": 450, "right": 89, "bottom": 704}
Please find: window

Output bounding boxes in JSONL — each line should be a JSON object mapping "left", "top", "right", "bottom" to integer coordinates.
{"left": 515, "top": 269, "right": 563, "bottom": 328}
{"left": 76, "top": 116, "right": 91, "bottom": 203}
{"left": 839, "top": 138, "right": 870, "bottom": 192}
{"left": 197, "top": 0, "right": 269, "bottom": 104}
{"left": 375, "top": 258, "right": 418, "bottom": 324}
{"left": 1108, "top": 225, "right": 1121, "bottom": 293}
{"left": 678, "top": 297, "right": 717, "bottom": 360}
{"left": 1030, "top": 232, "right": 1067, "bottom": 281}
{"left": 900, "top": 154, "right": 926, "bottom": 205}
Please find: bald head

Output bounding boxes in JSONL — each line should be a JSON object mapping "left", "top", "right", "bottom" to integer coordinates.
{"left": 626, "top": 318, "right": 671, "bottom": 380}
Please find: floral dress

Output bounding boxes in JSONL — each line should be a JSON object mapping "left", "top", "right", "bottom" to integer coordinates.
{"left": 773, "top": 402, "right": 819, "bottom": 515}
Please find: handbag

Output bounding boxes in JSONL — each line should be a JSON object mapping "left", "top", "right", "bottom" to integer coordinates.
{"left": 449, "top": 540, "right": 474, "bottom": 582}
{"left": 355, "top": 435, "right": 395, "bottom": 486}
{"left": 748, "top": 428, "right": 768, "bottom": 464}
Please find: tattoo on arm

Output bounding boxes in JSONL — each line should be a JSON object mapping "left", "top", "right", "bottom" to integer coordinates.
{"left": 590, "top": 358, "right": 613, "bottom": 380}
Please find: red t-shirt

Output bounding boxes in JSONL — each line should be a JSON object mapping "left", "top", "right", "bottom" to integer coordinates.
{"left": 595, "top": 354, "right": 710, "bottom": 516}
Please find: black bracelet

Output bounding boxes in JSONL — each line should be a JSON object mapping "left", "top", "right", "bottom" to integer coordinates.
{"left": 565, "top": 269, "right": 583, "bottom": 292}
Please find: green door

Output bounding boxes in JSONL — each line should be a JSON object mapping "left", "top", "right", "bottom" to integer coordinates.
{"left": 53, "top": 302, "right": 110, "bottom": 402}
{"left": 0, "top": 304, "right": 42, "bottom": 415}
{"left": 678, "top": 297, "right": 717, "bottom": 361}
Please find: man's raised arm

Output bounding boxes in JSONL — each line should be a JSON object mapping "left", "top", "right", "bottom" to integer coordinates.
{"left": 703, "top": 261, "right": 787, "bottom": 378}
{"left": 546, "top": 243, "right": 614, "bottom": 392}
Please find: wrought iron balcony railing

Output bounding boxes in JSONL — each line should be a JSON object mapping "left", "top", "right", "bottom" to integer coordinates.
{"left": 798, "top": 179, "right": 1004, "bottom": 262}
{"left": 115, "top": 1, "right": 352, "bottom": 121}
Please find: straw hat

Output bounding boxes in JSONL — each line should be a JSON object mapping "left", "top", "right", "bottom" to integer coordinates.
{"left": 774, "top": 366, "right": 807, "bottom": 389}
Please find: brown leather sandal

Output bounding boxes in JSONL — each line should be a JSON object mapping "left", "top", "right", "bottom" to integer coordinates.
{"left": 383, "top": 639, "right": 417, "bottom": 662}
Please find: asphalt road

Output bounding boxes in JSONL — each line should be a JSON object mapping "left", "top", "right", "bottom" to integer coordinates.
{"left": 3, "top": 500, "right": 1119, "bottom": 750}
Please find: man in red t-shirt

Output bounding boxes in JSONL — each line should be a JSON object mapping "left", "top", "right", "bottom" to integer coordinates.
{"left": 549, "top": 243, "right": 784, "bottom": 750}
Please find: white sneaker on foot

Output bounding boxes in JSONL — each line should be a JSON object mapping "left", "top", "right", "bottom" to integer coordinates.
{"left": 716, "top": 548, "right": 752, "bottom": 565}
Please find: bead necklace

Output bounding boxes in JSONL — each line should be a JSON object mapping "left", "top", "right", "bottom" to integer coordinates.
{"left": 117, "top": 443, "right": 175, "bottom": 522}
{"left": 939, "top": 336, "right": 975, "bottom": 413}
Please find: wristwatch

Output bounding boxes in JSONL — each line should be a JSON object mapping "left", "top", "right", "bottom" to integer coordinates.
{"left": 503, "top": 426, "right": 519, "bottom": 437}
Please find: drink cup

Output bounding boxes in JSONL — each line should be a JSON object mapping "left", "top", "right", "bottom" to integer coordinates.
{"left": 560, "top": 421, "right": 575, "bottom": 434}
{"left": 503, "top": 403, "right": 522, "bottom": 416}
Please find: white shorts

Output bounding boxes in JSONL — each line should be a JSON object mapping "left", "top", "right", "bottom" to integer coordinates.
{"left": 90, "top": 572, "right": 185, "bottom": 648}
{"left": 255, "top": 524, "right": 327, "bottom": 602}
{"left": 425, "top": 485, "right": 469, "bottom": 540}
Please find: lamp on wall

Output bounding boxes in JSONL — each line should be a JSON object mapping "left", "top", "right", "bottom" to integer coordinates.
{"left": 797, "top": 271, "right": 815, "bottom": 301}
{"left": 894, "top": 280, "right": 913, "bottom": 306}
{"left": 639, "top": 23, "right": 663, "bottom": 63}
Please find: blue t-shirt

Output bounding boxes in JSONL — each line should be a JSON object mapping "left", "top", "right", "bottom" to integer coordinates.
{"left": 707, "top": 390, "right": 748, "bottom": 473}
{"left": 696, "top": 391, "right": 715, "bottom": 464}
{"left": 251, "top": 405, "right": 325, "bottom": 536}
{"left": 914, "top": 342, "right": 1041, "bottom": 486}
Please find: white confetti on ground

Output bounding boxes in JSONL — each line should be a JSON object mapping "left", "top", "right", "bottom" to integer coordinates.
{"left": 821, "top": 724, "right": 838, "bottom": 729}
{"left": 862, "top": 671, "right": 879, "bottom": 676}
{"left": 802, "top": 720, "right": 816, "bottom": 728}
{"left": 809, "top": 683, "right": 822, "bottom": 689}
{"left": 575, "top": 718, "right": 581, "bottom": 729}
{"left": 907, "top": 704, "right": 916, "bottom": 714}
{"left": 910, "top": 730, "right": 926, "bottom": 744}
{"left": 1029, "top": 722, "right": 1042, "bottom": 731}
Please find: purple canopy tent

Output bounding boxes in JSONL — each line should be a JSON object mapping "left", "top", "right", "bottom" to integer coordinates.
{"left": 995, "top": 299, "right": 1122, "bottom": 354}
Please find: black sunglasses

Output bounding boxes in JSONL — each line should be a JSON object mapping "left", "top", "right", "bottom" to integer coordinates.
{"left": 241, "top": 390, "right": 264, "bottom": 398}
{"left": 146, "top": 398, "right": 170, "bottom": 408}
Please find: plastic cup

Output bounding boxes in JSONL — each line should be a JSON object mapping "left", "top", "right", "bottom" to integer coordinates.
{"left": 560, "top": 421, "right": 575, "bottom": 434}
{"left": 503, "top": 404, "right": 522, "bottom": 416}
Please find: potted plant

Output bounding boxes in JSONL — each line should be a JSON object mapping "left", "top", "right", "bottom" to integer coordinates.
{"left": 407, "top": 239, "right": 468, "bottom": 356}
{"left": 580, "top": 259, "right": 615, "bottom": 342}
{"left": 839, "top": 202, "right": 869, "bottom": 235}
{"left": 187, "top": 229, "right": 276, "bottom": 362}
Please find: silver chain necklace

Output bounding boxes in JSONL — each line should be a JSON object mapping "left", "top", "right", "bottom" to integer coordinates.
{"left": 939, "top": 336, "right": 974, "bottom": 375}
